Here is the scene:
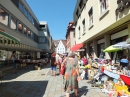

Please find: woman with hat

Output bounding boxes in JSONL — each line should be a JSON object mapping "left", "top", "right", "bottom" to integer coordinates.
{"left": 62, "top": 52, "right": 81, "bottom": 97}
{"left": 50, "top": 52, "right": 57, "bottom": 76}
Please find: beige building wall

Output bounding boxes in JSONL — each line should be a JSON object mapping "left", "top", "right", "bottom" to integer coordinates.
{"left": 70, "top": 30, "right": 75, "bottom": 48}
{"left": 74, "top": 0, "right": 130, "bottom": 59}
{"left": 75, "top": 0, "right": 130, "bottom": 44}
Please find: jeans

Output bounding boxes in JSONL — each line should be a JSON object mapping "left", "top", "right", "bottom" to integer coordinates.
{"left": 51, "top": 66, "right": 56, "bottom": 71}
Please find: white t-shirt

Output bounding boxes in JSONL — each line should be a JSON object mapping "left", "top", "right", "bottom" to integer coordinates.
{"left": 56, "top": 54, "right": 59, "bottom": 63}
{"left": 2, "top": 56, "right": 6, "bottom": 60}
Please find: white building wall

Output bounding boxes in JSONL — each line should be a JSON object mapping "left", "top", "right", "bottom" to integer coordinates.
{"left": 56, "top": 40, "right": 66, "bottom": 54}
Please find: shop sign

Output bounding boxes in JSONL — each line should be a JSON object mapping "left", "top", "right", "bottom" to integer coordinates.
{"left": 115, "top": 0, "right": 130, "bottom": 16}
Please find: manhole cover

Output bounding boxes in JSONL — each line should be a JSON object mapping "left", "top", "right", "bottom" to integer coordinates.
{"left": 41, "top": 74, "right": 45, "bottom": 75}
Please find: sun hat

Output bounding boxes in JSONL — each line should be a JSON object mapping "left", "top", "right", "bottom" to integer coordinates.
{"left": 68, "top": 52, "right": 76, "bottom": 57}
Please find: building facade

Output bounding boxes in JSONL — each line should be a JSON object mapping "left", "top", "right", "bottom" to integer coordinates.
{"left": 73, "top": 0, "right": 130, "bottom": 59}
{"left": 66, "top": 21, "right": 75, "bottom": 53}
{"left": 39, "top": 21, "right": 53, "bottom": 53}
{"left": 0, "top": 0, "right": 53, "bottom": 59}
{"left": 54, "top": 40, "right": 66, "bottom": 54}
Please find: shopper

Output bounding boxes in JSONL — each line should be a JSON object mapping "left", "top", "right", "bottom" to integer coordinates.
{"left": 82, "top": 56, "right": 88, "bottom": 66}
{"left": 2, "top": 55, "right": 6, "bottom": 60}
{"left": 10, "top": 51, "right": 18, "bottom": 74}
{"left": 50, "top": 53, "right": 57, "bottom": 76}
{"left": 58, "top": 54, "right": 63, "bottom": 73}
{"left": 63, "top": 52, "right": 81, "bottom": 97}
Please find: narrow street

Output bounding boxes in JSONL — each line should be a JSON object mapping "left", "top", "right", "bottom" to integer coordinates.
{"left": 0, "top": 64, "right": 108, "bottom": 97}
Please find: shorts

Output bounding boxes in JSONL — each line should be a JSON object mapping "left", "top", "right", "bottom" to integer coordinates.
{"left": 13, "top": 63, "right": 17, "bottom": 69}
{"left": 51, "top": 66, "right": 56, "bottom": 71}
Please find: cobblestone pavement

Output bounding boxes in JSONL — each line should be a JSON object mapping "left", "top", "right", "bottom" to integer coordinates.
{"left": 0, "top": 64, "right": 109, "bottom": 97}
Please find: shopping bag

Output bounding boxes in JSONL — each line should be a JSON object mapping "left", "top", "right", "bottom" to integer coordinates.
{"left": 60, "top": 65, "right": 65, "bottom": 75}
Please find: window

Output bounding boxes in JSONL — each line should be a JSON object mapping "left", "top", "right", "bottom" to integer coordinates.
{"left": 79, "top": 0, "right": 83, "bottom": 9}
{"left": 10, "top": 16, "right": 17, "bottom": 30}
{"left": 23, "top": 7, "right": 28, "bottom": 17}
{"left": 31, "top": 32, "right": 34, "bottom": 40}
{"left": 38, "top": 37, "right": 46, "bottom": 43}
{"left": 78, "top": 26, "right": 80, "bottom": 38}
{"left": 18, "top": 22, "right": 23, "bottom": 33}
{"left": 100, "top": 0, "right": 109, "bottom": 14}
{"left": 28, "top": 13, "right": 31, "bottom": 21}
{"left": 82, "top": 19, "right": 86, "bottom": 34}
{"left": 76, "top": 9, "right": 79, "bottom": 17}
{"left": 28, "top": 30, "right": 31, "bottom": 38}
{"left": 0, "top": 8, "right": 9, "bottom": 26}
{"left": 34, "top": 33, "right": 38, "bottom": 43}
{"left": 88, "top": 7, "right": 93, "bottom": 27}
{"left": 19, "top": 2, "right": 23, "bottom": 12}
{"left": 31, "top": 16, "right": 34, "bottom": 24}
{"left": 24, "top": 26, "right": 27, "bottom": 36}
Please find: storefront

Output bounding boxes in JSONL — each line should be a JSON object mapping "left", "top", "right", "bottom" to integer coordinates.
{"left": 97, "top": 38, "right": 105, "bottom": 58}
{"left": 89, "top": 43, "right": 94, "bottom": 56}
{"left": 110, "top": 29, "right": 128, "bottom": 59}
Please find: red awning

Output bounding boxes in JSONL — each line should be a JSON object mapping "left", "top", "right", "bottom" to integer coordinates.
{"left": 120, "top": 75, "right": 130, "bottom": 86}
{"left": 71, "top": 43, "right": 83, "bottom": 52}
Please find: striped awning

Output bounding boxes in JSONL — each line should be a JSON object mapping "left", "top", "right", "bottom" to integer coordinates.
{"left": 0, "top": 31, "right": 20, "bottom": 44}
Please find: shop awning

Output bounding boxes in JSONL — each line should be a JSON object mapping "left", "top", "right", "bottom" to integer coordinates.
{"left": 0, "top": 30, "right": 20, "bottom": 44}
{"left": 71, "top": 43, "right": 83, "bottom": 52}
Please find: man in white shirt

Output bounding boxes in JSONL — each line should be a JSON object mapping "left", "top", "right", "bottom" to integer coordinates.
{"left": 2, "top": 55, "right": 6, "bottom": 60}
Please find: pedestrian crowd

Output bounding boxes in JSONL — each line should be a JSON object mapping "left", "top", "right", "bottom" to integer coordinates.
{"left": 50, "top": 52, "right": 89, "bottom": 97}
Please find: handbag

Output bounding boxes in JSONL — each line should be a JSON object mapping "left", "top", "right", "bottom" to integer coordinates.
{"left": 60, "top": 65, "right": 65, "bottom": 75}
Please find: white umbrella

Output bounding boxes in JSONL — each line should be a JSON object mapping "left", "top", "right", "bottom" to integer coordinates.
{"left": 113, "top": 41, "right": 130, "bottom": 49}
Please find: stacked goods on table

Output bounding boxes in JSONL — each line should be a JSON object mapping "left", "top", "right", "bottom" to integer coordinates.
{"left": 34, "top": 66, "right": 40, "bottom": 70}
{"left": 87, "top": 58, "right": 130, "bottom": 97}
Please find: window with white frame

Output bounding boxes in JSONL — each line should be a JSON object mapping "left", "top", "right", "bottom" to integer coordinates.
{"left": 82, "top": 19, "right": 86, "bottom": 34}
{"left": 78, "top": 26, "right": 80, "bottom": 38}
{"left": 88, "top": 7, "right": 93, "bottom": 27}
{"left": 100, "top": 0, "right": 109, "bottom": 14}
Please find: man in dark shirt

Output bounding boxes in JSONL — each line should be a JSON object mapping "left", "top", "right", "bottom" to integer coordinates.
{"left": 50, "top": 53, "right": 56, "bottom": 76}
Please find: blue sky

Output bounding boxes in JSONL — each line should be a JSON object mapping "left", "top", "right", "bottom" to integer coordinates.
{"left": 26, "top": 0, "right": 77, "bottom": 40}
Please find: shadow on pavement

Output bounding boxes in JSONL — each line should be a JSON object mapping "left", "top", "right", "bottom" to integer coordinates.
{"left": 70, "top": 86, "right": 88, "bottom": 97}
{"left": 2, "top": 64, "right": 50, "bottom": 81}
{"left": 0, "top": 80, "right": 48, "bottom": 97}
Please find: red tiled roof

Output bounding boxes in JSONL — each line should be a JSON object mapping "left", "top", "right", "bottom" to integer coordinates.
{"left": 53, "top": 40, "right": 67, "bottom": 48}
{"left": 53, "top": 40, "right": 59, "bottom": 47}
